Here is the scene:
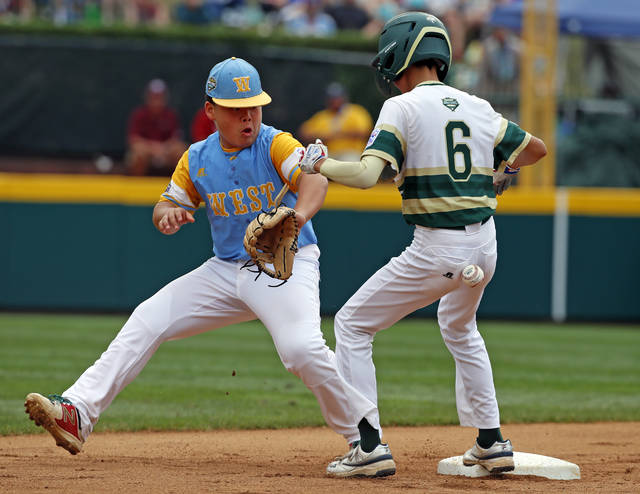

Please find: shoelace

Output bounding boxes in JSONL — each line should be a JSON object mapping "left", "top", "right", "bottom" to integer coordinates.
{"left": 47, "top": 394, "right": 82, "bottom": 430}
{"left": 332, "top": 441, "right": 360, "bottom": 461}
{"left": 343, "top": 444, "right": 367, "bottom": 463}
{"left": 47, "top": 394, "right": 72, "bottom": 405}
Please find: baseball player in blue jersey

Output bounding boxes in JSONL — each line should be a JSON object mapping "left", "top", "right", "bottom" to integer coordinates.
{"left": 24, "top": 57, "right": 395, "bottom": 477}
{"left": 299, "top": 12, "right": 547, "bottom": 476}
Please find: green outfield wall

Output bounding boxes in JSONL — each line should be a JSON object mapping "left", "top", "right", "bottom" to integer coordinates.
{"left": 1, "top": 173, "right": 639, "bottom": 321}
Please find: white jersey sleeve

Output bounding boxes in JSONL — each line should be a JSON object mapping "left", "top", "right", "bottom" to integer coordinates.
{"left": 361, "top": 98, "right": 408, "bottom": 175}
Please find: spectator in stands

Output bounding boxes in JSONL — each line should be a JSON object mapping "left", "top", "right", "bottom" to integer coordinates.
{"left": 127, "top": 78, "right": 187, "bottom": 176}
{"left": 358, "top": 0, "right": 402, "bottom": 36}
{"left": 175, "top": 0, "right": 210, "bottom": 24}
{"left": 258, "top": 0, "right": 290, "bottom": 15}
{"left": 282, "top": 0, "right": 337, "bottom": 37}
{"left": 439, "top": 3, "right": 468, "bottom": 62}
{"left": 359, "top": 2, "right": 468, "bottom": 60}
{"left": 298, "top": 82, "right": 373, "bottom": 161}
{"left": 461, "top": 0, "right": 497, "bottom": 42}
{"left": 190, "top": 106, "right": 217, "bottom": 142}
{"left": 325, "top": 0, "right": 370, "bottom": 31}
{"left": 175, "top": 0, "right": 245, "bottom": 24}
{"left": 102, "top": 0, "right": 171, "bottom": 26}
{"left": 220, "top": 0, "right": 266, "bottom": 28}
{"left": 479, "top": 26, "right": 520, "bottom": 90}
{"left": 0, "top": 0, "right": 26, "bottom": 20}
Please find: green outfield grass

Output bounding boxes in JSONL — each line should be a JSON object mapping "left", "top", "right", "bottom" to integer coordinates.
{"left": 1, "top": 313, "right": 639, "bottom": 435}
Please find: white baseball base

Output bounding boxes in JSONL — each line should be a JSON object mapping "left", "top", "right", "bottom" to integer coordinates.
{"left": 437, "top": 452, "right": 580, "bottom": 480}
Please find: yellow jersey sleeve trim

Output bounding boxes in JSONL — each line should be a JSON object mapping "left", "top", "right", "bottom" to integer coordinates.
{"left": 270, "top": 132, "right": 304, "bottom": 191}
{"left": 163, "top": 149, "right": 201, "bottom": 206}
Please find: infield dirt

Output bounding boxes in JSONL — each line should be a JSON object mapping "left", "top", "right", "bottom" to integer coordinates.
{"left": 1, "top": 422, "right": 638, "bottom": 493}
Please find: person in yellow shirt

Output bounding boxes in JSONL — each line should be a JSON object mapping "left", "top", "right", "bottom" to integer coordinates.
{"left": 299, "top": 82, "right": 373, "bottom": 161}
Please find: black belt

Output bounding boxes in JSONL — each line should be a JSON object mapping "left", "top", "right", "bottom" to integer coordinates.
{"left": 440, "top": 217, "right": 491, "bottom": 231}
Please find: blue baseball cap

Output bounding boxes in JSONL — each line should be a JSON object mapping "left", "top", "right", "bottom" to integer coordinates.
{"left": 205, "top": 57, "right": 271, "bottom": 108}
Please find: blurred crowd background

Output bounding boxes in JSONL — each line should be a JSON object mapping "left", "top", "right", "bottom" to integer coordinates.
{"left": 0, "top": 0, "right": 639, "bottom": 186}
{"left": 1, "top": 0, "right": 500, "bottom": 38}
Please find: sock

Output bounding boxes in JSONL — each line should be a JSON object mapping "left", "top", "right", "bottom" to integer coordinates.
{"left": 358, "top": 418, "right": 381, "bottom": 453}
{"left": 477, "top": 428, "right": 504, "bottom": 449}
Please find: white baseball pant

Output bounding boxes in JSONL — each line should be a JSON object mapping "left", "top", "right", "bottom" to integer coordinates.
{"left": 334, "top": 217, "right": 501, "bottom": 429}
{"left": 64, "top": 245, "right": 378, "bottom": 443}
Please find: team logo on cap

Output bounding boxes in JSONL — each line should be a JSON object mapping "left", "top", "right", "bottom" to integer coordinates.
{"left": 233, "top": 76, "right": 251, "bottom": 93}
{"left": 207, "top": 76, "right": 217, "bottom": 92}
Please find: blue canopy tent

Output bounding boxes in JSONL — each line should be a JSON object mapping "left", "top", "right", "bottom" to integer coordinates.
{"left": 489, "top": 0, "right": 640, "bottom": 38}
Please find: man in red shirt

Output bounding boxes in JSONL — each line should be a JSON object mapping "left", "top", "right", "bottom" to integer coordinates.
{"left": 127, "top": 79, "right": 187, "bottom": 176}
{"left": 190, "top": 107, "right": 216, "bottom": 143}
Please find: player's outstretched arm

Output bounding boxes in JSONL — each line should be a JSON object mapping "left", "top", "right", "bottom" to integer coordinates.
{"left": 299, "top": 139, "right": 390, "bottom": 189}
{"left": 317, "top": 154, "right": 388, "bottom": 189}
{"left": 152, "top": 201, "right": 195, "bottom": 235}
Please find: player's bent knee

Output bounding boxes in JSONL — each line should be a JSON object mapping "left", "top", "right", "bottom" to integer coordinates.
{"left": 335, "top": 310, "right": 375, "bottom": 342}
{"left": 287, "top": 356, "right": 333, "bottom": 388}
{"left": 278, "top": 341, "right": 331, "bottom": 386}
{"left": 126, "top": 296, "right": 177, "bottom": 341}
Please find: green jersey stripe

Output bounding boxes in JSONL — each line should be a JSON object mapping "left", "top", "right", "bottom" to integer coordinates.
{"left": 494, "top": 120, "right": 527, "bottom": 168}
{"left": 365, "top": 129, "right": 405, "bottom": 171}
{"left": 402, "top": 174, "right": 494, "bottom": 200}
{"left": 403, "top": 207, "right": 495, "bottom": 228}
{"left": 402, "top": 195, "right": 497, "bottom": 215}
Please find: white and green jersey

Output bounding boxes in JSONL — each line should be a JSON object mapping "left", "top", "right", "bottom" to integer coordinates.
{"left": 363, "top": 81, "right": 530, "bottom": 228}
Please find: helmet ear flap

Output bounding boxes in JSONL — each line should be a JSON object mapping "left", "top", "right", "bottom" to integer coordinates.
{"left": 375, "top": 71, "right": 395, "bottom": 96}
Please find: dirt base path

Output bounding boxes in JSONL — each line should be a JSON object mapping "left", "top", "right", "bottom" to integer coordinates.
{"left": 1, "top": 423, "right": 638, "bottom": 493}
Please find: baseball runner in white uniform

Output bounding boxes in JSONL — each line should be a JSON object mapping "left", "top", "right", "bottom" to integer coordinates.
{"left": 24, "top": 57, "right": 396, "bottom": 477}
{"left": 299, "top": 12, "right": 547, "bottom": 476}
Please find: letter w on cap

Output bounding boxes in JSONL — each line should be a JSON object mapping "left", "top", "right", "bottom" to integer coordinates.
{"left": 233, "top": 77, "right": 251, "bottom": 93}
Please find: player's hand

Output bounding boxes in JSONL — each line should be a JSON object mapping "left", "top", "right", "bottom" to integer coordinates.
{"left": 299, "top": 139, "right": 328, "bottom": 174}
{"left": 158, "top": 208, "right": 195, "bottom": 235}
{"left": 493, "top": 165, "right": 519, "bottom": 195}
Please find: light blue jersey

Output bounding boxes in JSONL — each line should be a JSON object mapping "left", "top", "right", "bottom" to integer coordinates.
{"left": 162, "top": 123, "right": 317, "bottom": 261}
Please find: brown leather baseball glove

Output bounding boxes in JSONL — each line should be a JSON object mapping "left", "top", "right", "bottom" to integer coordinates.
{"left": 243, "top": 205, "right": 299, "bottom": 282}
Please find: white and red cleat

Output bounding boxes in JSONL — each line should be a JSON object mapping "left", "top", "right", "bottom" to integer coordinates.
{"left": 25, "top": 392, "right": 84, "bottom": 455}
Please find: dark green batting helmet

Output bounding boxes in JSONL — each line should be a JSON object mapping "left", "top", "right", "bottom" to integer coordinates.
{"left": 371, "top": 11, "right": 452, "bottom": 94}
